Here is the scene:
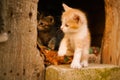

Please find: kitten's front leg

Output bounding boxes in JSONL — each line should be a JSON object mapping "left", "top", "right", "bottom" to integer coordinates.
{"left": 71, "top": 48, "right": 82, "bottom": 69}
{"left": 58, "top": 38, "right": 67, "bottom": 56}
{"left": 48, "top": 37, "right": 56, "bottom": 50}
{"left": 81, "top": 48, "right": 89, "bottom": 67}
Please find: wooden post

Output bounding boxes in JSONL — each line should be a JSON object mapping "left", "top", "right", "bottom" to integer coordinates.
{"left": 102, "top": 0, "right": 120, "bottom": 66}
{"left": 0, "top": 0, "right": 45, "bottom": 80}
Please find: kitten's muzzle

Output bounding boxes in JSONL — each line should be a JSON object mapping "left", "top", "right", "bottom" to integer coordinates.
{"left": 60, "top": 27, "right": 63, "bottom": 30}
{"left": 60, "top": 26, "right": 64, "bottom": 31}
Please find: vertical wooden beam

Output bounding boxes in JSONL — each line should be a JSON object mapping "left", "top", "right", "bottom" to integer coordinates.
{"left": 0, "top": 0, "right": 45, "bottom": 80}
{"left": 102, "top": 0, "right": 120, "bottom": 66}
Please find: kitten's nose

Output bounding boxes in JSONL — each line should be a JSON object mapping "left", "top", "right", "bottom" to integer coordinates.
{"left": 60, "top": 26, "right": 63, "bottom": 30}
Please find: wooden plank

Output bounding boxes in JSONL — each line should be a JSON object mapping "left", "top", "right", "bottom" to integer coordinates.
{"left": 102, "top": 0, "right": 120, "bottom": 66}
{"left": 0, "top": 0, "right": 45, "bottom": 80}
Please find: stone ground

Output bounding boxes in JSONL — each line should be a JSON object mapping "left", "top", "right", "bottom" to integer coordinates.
{"left": 45, "top": 64, "right": 120, "bottom": 80}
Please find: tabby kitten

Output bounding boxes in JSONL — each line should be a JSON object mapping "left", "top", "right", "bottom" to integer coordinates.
{"left": 37, "top": 12, "right": 59, "bottom": 50}
{"left": 58, "top": 4, "right": 91, "bottom": 68}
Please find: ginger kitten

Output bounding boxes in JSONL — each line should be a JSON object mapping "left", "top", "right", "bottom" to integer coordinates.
{"left": 58, "top": 4, "right": 91, "bottom": 68}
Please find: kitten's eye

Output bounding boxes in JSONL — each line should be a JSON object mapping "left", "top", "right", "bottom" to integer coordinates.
{"left": 65, "top": 24, "right": 69, "bottom": 27}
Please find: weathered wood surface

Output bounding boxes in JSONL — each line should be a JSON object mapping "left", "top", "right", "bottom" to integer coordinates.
{"left": 0, "top": 0, "right": 45, "bottom": 80}
{"left": 102, "top": 0, "right": 120, "bottom": 66}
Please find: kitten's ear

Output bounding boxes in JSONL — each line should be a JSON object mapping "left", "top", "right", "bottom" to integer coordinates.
{"left": 37, "top": 11, "right": 43, "bottom": 20}
{"left": 37, "top": 11, "right": 41, "bottom": 21}
{"left": 62, "top": 3, "right": 71, "bottom": 11}
{"left": 73, "top": 14, "right": 80, "bottom": 23}
{"left": 47, "top": 16, "right": 54, "bottom": 24}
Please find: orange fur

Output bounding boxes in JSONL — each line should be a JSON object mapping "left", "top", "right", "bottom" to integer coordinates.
{"left": 58, "top": 3, "right": 91, "bottom": 68}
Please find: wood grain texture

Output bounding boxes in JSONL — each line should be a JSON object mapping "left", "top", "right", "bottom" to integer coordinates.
{"left": 0, "top": 0, "right": 45, "bottom": 80}
{"left": 102, "top": 0, "right": 120, "bottom": 66}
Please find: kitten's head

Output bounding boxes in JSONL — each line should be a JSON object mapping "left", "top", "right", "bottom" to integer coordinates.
{"left": 61, "top": 3, "right": 87, "bottom": 33}
{"left": 37, "top": 12, "right": 55, "bottom": 31}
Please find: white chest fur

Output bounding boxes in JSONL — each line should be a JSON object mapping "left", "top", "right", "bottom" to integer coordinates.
{"left": 66, "top": 25, "right": 88, "bottom": 49}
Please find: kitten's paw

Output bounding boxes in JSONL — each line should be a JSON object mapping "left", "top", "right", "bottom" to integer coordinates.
{"left": 0, "top": 32, "right": 8, "bottom": 42}
{"left": 70, "top": 61, "right": 82, "bottom": 69}
{"left": 58, "top": 50, "right": 66, "bottom": 56}
{"left": 48, "top": 37, "right": 56, "bottom": 50}
{"left": 81, "top": 61, "right": 88, "bottom": 67}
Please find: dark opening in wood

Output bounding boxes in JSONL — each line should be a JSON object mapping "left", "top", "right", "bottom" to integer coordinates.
{"left": 38, "top": 0, "right": 105, "bottom": 47}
